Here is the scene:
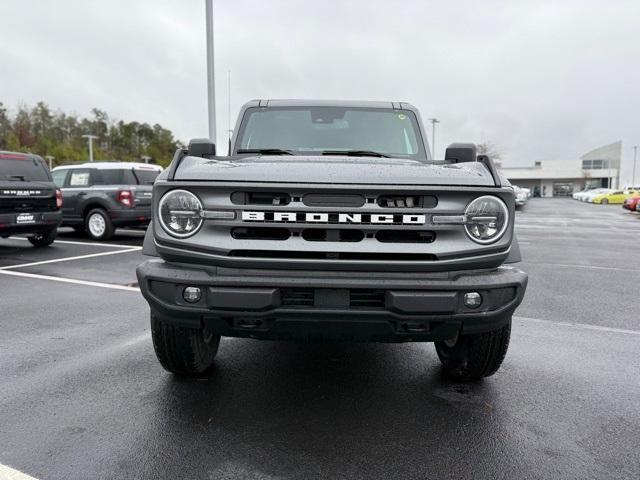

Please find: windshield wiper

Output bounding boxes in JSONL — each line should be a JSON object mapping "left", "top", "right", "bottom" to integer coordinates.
{"left": 237, "top": 148, "right": 294, "bottom": 156}
{"left": 321, "top": 150, "right": 389, "bottom": 158}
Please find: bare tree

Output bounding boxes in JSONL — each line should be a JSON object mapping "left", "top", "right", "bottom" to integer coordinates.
{"left": 476, "top": 141, "right": 503, "bottom": 161}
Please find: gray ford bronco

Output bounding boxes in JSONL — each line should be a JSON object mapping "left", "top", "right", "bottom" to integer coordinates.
{"left": 137, "top": 100, "right": 528, "bottom": 380}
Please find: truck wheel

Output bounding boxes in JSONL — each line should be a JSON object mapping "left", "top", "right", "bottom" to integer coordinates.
{"left": 85, "top": 208, "right": 115, "bottom": 241}
{"left": 150, "top": 312, "right": 220, "bottom": 375}
{"left": 435, "top": 320, "right": 511, "bottom": 380}
{"left": 28, "top": 228, "right": 57, "bottom": 247}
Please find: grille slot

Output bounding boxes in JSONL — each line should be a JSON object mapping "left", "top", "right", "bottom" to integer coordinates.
{"left": 231, "top": 227, "right": 290, "bottom": 241}
{"left": 375, "top": 230, "right": 435, "bottom": 243}
{"left": 231, "top": 191, "right": 291, "bottom": 206}
{"left": 229, "top": 250, "right": 437, "bottom": 261}
{"left": 377, "top": 195, "right": 437, "bottom": 208}
{"left": 280, "top": 288, "right": 314, "bottom": 307}
{"left": 302, "top": 193, "right": 365, "bottom": 207}
{"left": 349, "top": 289, "right": 385, "bottom": 309}
{"left": 302, "top": 229, "right": 364, "bottom": 242}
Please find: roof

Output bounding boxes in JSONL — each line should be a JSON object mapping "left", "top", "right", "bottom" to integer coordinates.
{"left": 53, "top": 162, "right": 163, "bottom": 171}
{"left": 242, "top": 99, "right": 417, "bottom": 111}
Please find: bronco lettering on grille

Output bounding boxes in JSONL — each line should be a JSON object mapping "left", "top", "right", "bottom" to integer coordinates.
{"left": 241, "top": 211, "right": 426, "bottom": 225}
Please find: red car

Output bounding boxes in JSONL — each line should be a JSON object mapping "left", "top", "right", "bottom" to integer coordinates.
{"left": 623, "top": 195, "right": 640, "bottom": 211}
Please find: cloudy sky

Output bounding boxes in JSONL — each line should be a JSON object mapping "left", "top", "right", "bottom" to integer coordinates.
{"left": 1, "top": 0, "right": 639, "bottom": 179}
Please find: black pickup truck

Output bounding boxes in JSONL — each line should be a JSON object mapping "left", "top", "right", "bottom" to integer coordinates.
{"left": 0, "top": 151, "right": 62, "bottom": 246}
{"left": 137, "top": 100, "right": 528, "bottom": 380}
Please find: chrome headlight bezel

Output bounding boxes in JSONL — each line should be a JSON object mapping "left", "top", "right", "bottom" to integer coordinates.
{"left": 464, "top": 195, "right": 510, "bottom": 244}
{"left": 158, "top": 189, "right": 204, "bottom": 238}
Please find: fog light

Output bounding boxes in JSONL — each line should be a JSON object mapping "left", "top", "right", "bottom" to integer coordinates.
{"left": 463, "top": 292, "right": 482, "bottom": 308}
{"left": 183, "top": 286, "right": 202, "bottom": 303}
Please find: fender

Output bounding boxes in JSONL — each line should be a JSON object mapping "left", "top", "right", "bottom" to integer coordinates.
{"left": 142, "top": 222, "right": 159, "bottom": 257}
{"left": 505, "top": 234, "right": 522, "bottom": 264}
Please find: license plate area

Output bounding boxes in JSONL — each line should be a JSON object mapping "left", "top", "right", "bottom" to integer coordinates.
{"left": 16, "top": 213, "right": 36, "bottom": 224}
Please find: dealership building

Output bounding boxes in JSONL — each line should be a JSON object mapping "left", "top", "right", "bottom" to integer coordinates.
{"left": 500, "top": 141, "right": 622, "bottom": 197}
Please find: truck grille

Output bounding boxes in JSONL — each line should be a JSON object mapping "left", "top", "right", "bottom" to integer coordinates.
{"left": 280, "top": 288, "right": 385, "bottom": 309}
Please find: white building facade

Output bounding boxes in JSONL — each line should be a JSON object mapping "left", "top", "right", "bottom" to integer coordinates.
{"left": 500, "top": 141, "right": 621, "bottom": 197}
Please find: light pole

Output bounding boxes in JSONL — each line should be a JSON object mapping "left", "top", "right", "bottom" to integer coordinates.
{"left": 45, "top": 155, "right": 55, "bottom": 170}
{"left": 141, "top": 155, "right": 152, "bottom": 164}
{"left": 428, "top": 118, "right": 440, "bottom": 159}
{"left": 82, "top": 134, "right": 98, "bottom": 162}
{"left": 205, "top": 0, "right": 217, "bottom": 144}
{"left": 633, "top": 146, "right": 638, "bottom": 188}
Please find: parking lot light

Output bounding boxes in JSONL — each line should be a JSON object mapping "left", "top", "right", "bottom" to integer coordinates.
{"left": 463, "top": 292, "right": 482, "bottom": 308}
{"left": 183, "top": 286, "right": 202, "bottom": 303}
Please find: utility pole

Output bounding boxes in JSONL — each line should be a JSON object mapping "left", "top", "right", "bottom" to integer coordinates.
{"left": 428, "top": 118, "right": 440, "bottom": 159}
{"left": 228, "top": 69, "right": 232, "bottom": 148}
{"left": 82, "top": 134, "right": 98, "bottom": 162}
{"left": 633, "top": 146, "right": 638, "bottom": 188}
{"left": 205, "top": 0, "right": 217, "bottom": 144}
{"left": 45, "top": 155, "right": 55, "bottom": 170}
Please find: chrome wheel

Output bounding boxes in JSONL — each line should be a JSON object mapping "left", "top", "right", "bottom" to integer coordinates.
{"left": 88, "top": 212, "right": 106, "bottom": 238}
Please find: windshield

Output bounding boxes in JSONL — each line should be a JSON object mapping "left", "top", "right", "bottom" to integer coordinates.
{"left": 235, "top": 107, "right": 428, "bottom": 160}
{"left": 0, "top": 156, "right": 51, "bottom": 182}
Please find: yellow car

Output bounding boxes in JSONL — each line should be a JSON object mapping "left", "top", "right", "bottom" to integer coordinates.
{"left": 592, "top": 190, "right": 638, "bottom": 204}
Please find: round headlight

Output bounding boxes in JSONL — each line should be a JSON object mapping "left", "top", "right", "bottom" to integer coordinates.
{"left": 464, "top": 195, "right": 509, "bottom": 244}
{"left": 158, "top": 189, "right": 204, "bottom": 238}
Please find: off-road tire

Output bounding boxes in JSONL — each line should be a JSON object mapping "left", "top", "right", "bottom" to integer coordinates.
{"left": 85, "top": 208, "right": 115, "bottom": 241}
{"left": 435, "top": 320, "right": 511, "bottom": 380}
{"left": 150, "top": 312, "right": 220, "bottom": 375}
{"left": 28, "top": 228, "right": 57, "bottom": 247}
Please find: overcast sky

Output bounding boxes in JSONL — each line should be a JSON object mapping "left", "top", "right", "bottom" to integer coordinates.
{"left": 1, "top": 0, "right": 639, "bottom": 179}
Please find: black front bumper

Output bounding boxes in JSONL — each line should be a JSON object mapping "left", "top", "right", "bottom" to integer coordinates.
{"left": 0, "top": 211, "right": 62, "bottom": 237}
{"left": 137, "top": 260, "right": 528, "bottom": 343}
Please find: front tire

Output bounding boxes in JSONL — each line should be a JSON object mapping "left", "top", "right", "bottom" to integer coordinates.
{"left": 28, "top": 228, "right": 57, "bottom": 247}
{"left": 150, "top": 312, "right": 220, "bottom": 375}
{"left": 85, "top": 208, "right": 115, "bottom": 241}
{"left": 435, "top": 320, "right": 511, "bottom": 380}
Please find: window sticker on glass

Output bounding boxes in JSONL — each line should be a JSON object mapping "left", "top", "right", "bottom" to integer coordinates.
{"left": 70, "top": 172, "right": 90, "bottom": 186}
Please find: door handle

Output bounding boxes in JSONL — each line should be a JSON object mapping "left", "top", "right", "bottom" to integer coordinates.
{"left": 78, "top": 192, "right": 87, "bottom": 196}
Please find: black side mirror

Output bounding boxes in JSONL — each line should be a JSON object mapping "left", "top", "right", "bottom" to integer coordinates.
{"left": 444, "top": 143, "right": 477, "bottom": 163}
{"left": 187, "top": 138, "right": 216, "bottom": 158}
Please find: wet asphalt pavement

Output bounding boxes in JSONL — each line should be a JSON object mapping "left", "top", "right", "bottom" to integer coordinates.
{"left": 0, "top": 199, "right": 639, "bottom": 480}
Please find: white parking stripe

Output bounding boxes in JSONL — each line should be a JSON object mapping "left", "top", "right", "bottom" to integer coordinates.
{"left": 0, "top": 269, "right": 140, "bottom": 292}
{"left": 0, "top": 464, "right": 39, "bottom": 480}
{"left": 9, "top": 236, "right": 140, "bottom": 249}
{"left": 515, "top": 316, "right": 640, "bottom": 336}
{"left": 0, "top": 247, "right": 141, "bottom": 270}
{"left": 522, "top": 261, "right": 638, "bottom": 272}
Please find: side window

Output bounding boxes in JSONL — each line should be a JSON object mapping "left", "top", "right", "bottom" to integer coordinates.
{"left": 51, "top": 170, "right": 68, "bottom": 188}
{"left": 123, "top": 169, "right": 137, "bottom": 185}
{"left": 68, "top": 169, "right": 92, "bottom": 187}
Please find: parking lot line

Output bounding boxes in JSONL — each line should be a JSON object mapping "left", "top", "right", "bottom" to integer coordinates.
{"left": 8, "top": 236, "right": 141, "bottom": 249}
{"left": 522, "top": 261, "right": 639, "bottom": 272}
{"left": 0, "top": 464, "right": 39, "bottom": 480}
{"left": 515, "top": 316, "right": 640, "bottom": 336}
{"left": 0, "top": 269, "right": 140, "bottom": 292}
{"left": 0, "top": 247, "right": 141, "bottom": 271}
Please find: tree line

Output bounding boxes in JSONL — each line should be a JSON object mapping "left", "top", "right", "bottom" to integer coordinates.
{"left": 0, "top": 101, "right": 180, "bottom": 167}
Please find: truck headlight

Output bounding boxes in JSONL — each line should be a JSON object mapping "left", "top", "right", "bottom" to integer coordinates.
{"left": 158, "top": 189, "right": 204, "bottom": 238}
{"left": 464, "top": 195, "right": 509, "bottom": 244}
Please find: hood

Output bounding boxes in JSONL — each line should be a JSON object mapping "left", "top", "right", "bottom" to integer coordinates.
{"left": 174, "top": 155, "right": 496, "bottom": 186}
